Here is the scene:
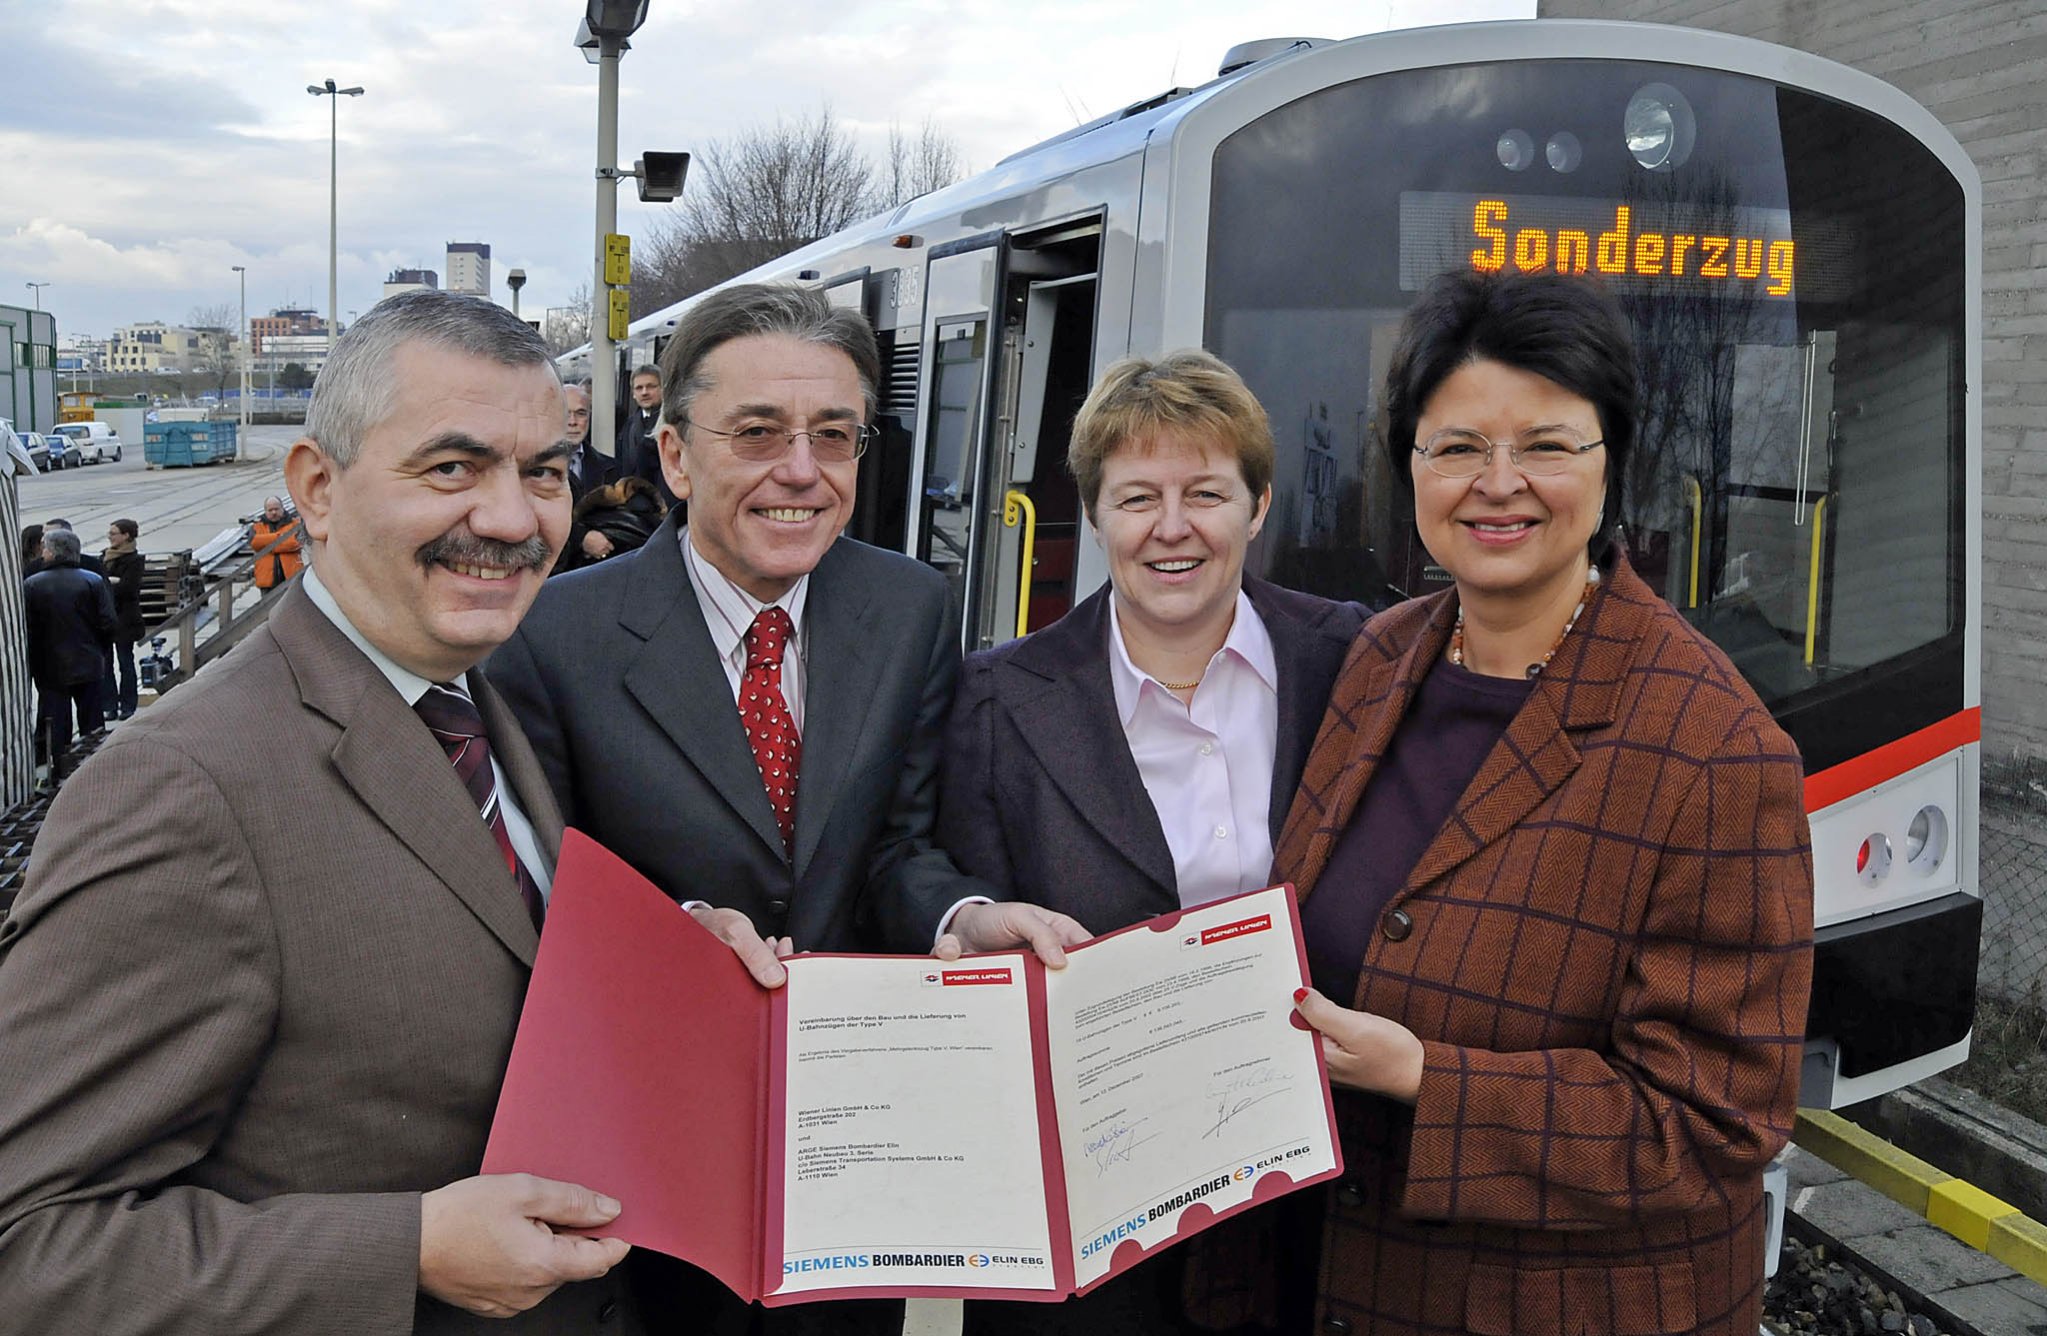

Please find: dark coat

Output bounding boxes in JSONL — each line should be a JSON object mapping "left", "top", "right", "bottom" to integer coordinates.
{"left": 558, "top": 445, "right": 623, "bottom": 576}
{"left": 104, "top": 549, "right": 147, "bottom": 643}
{"left": 23, "top": 562, "right": 115, "bottom": 688}
{"left": 1194, "top": 557, "right": 1814, "bottom": 1336}
{"left": 488, "top": 512, "right": 985, "bottom": 954}
{"left": 922, "top": 578, "right": 1367, "bottom": 945}
{"left": 571, "top": 476, "right": 667, "bottom": 560}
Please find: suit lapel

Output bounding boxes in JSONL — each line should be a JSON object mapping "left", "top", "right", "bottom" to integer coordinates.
{"left": 1278, "top": 596, "right": 1450, "bottom": 903}
{"left": 790, "top": 543, "right": 877, "bottom": 877}
{"left": 1393, "top": 565, "right": 1640, "bottom": 898}
{"left": 471, "top": 669, "right": 566, "bottom": 873}
{"left": 617, "top": 519, "right": 788, "bottom": 859}
{"left": 1252, "top": 580, "right": 1356, "bottom": 847}
{"left": 273, "top": 590, "right": 539, "bottom": 966}
{"left": 1005, "top": 590, "right": 1178, "bottom": 900}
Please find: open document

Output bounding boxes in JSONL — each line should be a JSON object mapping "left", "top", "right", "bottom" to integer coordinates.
{"left": 485, "top": 833, "right": 1340, "bottom": 1304}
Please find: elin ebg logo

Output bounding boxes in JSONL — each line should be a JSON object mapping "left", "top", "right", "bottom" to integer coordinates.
{"left": 1232, "top": 1165, "right": 1256, "bottom": 1182}
{"left": 967, "top": 1254, "right": 990, "bottom": 1268}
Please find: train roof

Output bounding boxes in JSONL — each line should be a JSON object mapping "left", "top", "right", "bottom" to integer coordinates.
{"left": 574, "top": 17, "right": 1971, "bottom": 364}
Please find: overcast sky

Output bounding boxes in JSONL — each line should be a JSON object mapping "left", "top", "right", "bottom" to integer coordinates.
{"left": 1, "top": 0, "right": 1534, "bottom": 340}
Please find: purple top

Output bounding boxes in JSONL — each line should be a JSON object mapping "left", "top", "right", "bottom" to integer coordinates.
{"left": 1302, "top": 656, "right": 1535, "bottom": 1004}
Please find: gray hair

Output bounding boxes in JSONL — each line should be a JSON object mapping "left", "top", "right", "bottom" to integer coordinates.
{"left": 659, "top": 283, "right": 879, "bottom": 430}
{"left": 306, "top": 289, "right": 558, "bottom": 467}
{"left": 42, "top": 527, "right": 81, "bottom": 564}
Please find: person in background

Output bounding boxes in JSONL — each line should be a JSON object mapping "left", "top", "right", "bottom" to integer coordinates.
{"left": 19, "top": 524, "right": 46, "bottom": 580}
{"left": 23, "top": 527, "right": 114, "bottom": 782}
{"left": 1228, "top": 269, "right": 1813, "bottom": 1336}
{"left": 557, "top": 383, "right": 621, "bottom": 574}
{"left": 43, "top": 519, "right": 102, "bottom": 576}
{"left": 251, "top": 495, "right": 305, "bottom": 591}
{"left": 103, "top": 518, "right": 145, "bottom": 721}
{"left": 924, "top": 349, "right": 1370, "bottom": 1335}
{"left": 621, "top": 365, "right": 679, "bottom": 511}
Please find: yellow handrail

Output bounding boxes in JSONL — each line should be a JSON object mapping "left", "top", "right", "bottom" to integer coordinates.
{"left": 1681, "top": 476, "right": 1702, "bottom": 609}
{"left": 1805, "top": 496, "right": 1827, "bottom": 666}
{"left": 1003, "top": 489, "right": 1037, "bottom": 640}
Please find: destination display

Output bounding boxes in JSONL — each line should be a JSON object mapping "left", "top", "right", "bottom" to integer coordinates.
{"left": 484, "top": 834, "right": 1342, "bottom": 1306}
{"left": 1399, "top": 190, "right": 1853, "bottom": 302}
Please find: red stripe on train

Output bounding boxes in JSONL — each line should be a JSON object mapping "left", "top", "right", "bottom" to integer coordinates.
{"left": 1803, "top": 707, "right": 1981, "bottom": 813}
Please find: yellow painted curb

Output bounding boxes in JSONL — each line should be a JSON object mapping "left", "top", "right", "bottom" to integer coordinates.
{"left": 1990, "top": 1212, "right": 2047, "bottom": 1287}
{"left": 1794, "top": 1109, "right": 2047, "bottom": 1289}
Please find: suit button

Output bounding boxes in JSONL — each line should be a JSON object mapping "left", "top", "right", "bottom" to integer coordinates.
{"left": 767, "top": 898, "right": 790, "bottom": 920}
{"left": 1381, "top": 908, "right": 1413, "bottom": 942}
{"left": 597, "top": 1299, "right": 618, "bottom": 1323}
{"left": 1323, "top": 1318, "right": 1353, "bottom": 1334}
{"left": 1336, "top": 1179, "right": 1366, "bottom": 1209}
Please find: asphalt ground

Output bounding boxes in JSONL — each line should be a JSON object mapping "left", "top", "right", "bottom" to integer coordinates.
{"left": 16, "top": 424, "right": 296, "bottom": 559}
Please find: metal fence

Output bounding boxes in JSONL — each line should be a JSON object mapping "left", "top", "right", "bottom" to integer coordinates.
{"left": 1980, "top": 792, "right": 2047, "bottom": 1008}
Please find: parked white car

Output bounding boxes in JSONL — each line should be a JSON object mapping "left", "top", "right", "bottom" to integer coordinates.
{"left": 49, "top": 421, "right": 124, "bottom": 465}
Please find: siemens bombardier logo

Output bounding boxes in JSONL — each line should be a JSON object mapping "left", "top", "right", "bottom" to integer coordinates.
{"left": 785, "top": 1253, "right": 977, "bottom": 1275}
{"left": 1144, "top": 1171, "right": 1237, "bottom": 1223}
{"left": 783, "top": 1254, "right": 871, "bottom": 1275}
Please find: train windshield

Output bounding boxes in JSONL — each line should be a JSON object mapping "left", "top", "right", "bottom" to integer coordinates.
{"left": 1206, "top": 59, "right": 1967, "bottom": 769}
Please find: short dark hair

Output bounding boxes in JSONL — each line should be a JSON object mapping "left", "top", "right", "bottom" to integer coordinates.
{"left": 659, "top": 284, "right": 880, "bottom": 430}
{"left": 111, "top": 517, "right": 139, "bottom": 540}
{"left": 631, "top": 364, "right": 661, "bottom": 382}
{"left": 20, "top": 524, "right": 43, "bottom": 563}
{"left": 1383, "top": 270, "right": 1636, "bottom": 560}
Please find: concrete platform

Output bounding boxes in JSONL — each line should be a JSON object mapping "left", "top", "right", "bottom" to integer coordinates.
{"left": 17, "top": 424, "right": 292, "bottom": 557}
{"left": 1786, "top": 1144, "right": 2047, "bottom": 1334}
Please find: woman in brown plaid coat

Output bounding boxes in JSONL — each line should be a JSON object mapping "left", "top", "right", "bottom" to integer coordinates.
{"left": 1252, "top": 272, "right": 1814, "bottom": 1335}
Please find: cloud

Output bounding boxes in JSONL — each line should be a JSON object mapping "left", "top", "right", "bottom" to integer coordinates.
{"left": 5, "top": 0, "right": 1534, "bottom": 336}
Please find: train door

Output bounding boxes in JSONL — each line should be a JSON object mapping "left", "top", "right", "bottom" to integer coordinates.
{"left": 912, "top": 220, "right": 1099, "bottom": 648}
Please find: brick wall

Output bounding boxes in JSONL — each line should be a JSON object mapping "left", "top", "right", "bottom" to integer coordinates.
{"left": 1537, "top": 0, "right": 2047, "bottom": 792}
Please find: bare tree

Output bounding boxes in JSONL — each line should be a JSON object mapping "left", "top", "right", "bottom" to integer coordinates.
{"left": 187, "top": 302, "right": 240, "bottom": 403}
{"left": 544, "top": 284, "right": 593, "bottom": 358}
{"left": 879, "top": 117, "right": 967, "bottom": 210}
{"left": 634, "top": 106, "right": 968, "bottom": 315}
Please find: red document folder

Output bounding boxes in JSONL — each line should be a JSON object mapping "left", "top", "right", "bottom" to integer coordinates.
{"left": 485, "top": 831, "right": 1341, "bottom": 1305}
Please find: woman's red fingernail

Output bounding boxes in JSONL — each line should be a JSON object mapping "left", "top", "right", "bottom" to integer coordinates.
{"left": 1293, "top": 987, "right": 1309, "bottom": 1004}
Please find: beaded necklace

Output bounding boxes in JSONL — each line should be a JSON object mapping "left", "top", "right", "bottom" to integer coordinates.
{"left": 1447, "top": 566, "right": 1601, "bottom": 680}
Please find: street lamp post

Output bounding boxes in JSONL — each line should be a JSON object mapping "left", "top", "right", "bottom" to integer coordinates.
{"left": 306, "top": 78, "right": 365, "bottom": 358}
{"left": 576, "top": 1, "right": 650, "bottom": 463}
{"left": 25, "top": 281, "right": 49, "bottom": 309}
{"left": 231, "top": 265, "right": 250, "bottom": 437}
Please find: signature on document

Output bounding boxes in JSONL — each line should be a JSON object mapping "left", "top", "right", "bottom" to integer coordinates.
{"left": 1201, "top": 1066, "right": 1295, "bottom": 1139}
{"left": 1084, "top": 1117, "right": 1160, "bottom": 1177}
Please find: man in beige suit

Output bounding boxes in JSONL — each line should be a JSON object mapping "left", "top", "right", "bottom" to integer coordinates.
{"left": 0, "top": 290, "right": 642, "bottom": 1334}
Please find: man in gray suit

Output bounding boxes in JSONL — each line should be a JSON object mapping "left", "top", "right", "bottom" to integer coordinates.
{"left": 488, "top": 283, "right": 1079, "bottom": 1334}
{"left": 0, "top": 290, "right": 641, "bottom": 1334}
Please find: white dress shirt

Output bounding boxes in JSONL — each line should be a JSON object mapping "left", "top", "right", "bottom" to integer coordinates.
{"left": 681, "top": 527, "right": 809, "bottom": 734}
{"left": 301, "top": 567, "right": 551, "bottom": 898}
{"left": 1107, "top": 590, "right": 1279, "bottom": 908}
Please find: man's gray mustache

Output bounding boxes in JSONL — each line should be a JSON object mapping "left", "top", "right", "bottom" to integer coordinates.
{"left": 417, "top": 532, "right": 553, "bottom": 572}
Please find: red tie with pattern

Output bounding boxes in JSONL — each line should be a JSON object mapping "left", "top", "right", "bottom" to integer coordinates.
{"left": 415, "top": 684, "right": 547, "bottom": 931}
{"left": 741, "top": 607, "right": 802, "bottom": 853}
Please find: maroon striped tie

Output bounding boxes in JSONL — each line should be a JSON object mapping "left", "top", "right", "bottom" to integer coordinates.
{"left": 415, "top": 684, "right": 546, "bottom": 931}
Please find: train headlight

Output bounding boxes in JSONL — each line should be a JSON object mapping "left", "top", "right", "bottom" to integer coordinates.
{"left": 1625, "top": 83, "right": 1696, "bottom": 171}
{"left": 1497, "top": 128, "right": 1535, "bottom": 172}
{"left": 1905, "top": 805, "right": 1950, "bottom": 874}
{"left": 1545, "top": 131, "right": 1582, "bottom": 173}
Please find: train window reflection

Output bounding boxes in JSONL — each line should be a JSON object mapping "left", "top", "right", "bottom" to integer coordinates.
{"left": 1206, "top": 59, "right": 1964, "bottom": 760}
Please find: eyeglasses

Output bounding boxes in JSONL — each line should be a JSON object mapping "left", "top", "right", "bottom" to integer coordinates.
{"left": 683, "top": 418, "right": 876, "bottom": 463}
{"left": 1414, "top": 426, "right": 1605, "bottom": 479}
